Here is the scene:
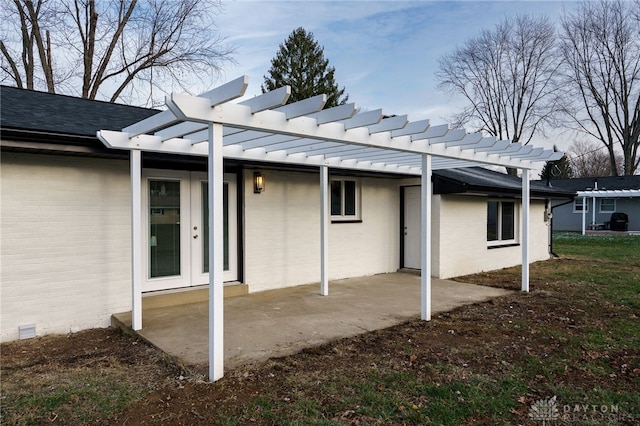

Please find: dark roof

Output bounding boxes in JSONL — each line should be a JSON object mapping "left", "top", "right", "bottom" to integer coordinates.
{"left": 1, "top": 85, "right": 158, "bottom": 137}
{"left": 434, "top": 167, "right": 575, "bottom": 198}
{"left": 546, "top": 176, "right": 640, "bottom": 192}
{"left": 0, "top": 86, "right": 576, "bottom": 198}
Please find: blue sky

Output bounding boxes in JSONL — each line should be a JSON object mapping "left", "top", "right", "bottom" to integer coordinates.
{"left": 215, "top": 0, "right": 573, "bottom": 151}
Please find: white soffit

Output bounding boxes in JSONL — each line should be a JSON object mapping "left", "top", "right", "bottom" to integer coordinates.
{"left": 98, "top": 76, "right": 563, "bottom": 174}
{"left": 577, "top": 189, "right": 640, "bottom": 198}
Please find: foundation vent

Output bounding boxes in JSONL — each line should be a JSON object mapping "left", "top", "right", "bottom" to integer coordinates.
{"left": 18, "top": 324, "right": 36, "bottom": 340}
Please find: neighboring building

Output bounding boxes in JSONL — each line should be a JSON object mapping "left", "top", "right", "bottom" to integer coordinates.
{"left": 547, "top": 176, "right": 640, "bottom": 232}
{"left": 1, "top": 85, "right": 570, "bottom": 343}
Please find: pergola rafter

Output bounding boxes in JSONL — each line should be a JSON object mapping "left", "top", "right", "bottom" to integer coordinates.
{"left": 101, "top": 76, "right": 561, "bottom": 172}
{"left": 96, "top": 76, "right": 563, "bottom": 382}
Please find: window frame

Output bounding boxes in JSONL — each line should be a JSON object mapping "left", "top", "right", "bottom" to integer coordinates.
{"left": 573, "top": 198, "right": 589, "bottom": 213}
{"left": 599, "top": 198, "right": 616, "bottom": 213}
{"left": 330, "top": 177, "right": 361, "bottom": 222}
{"left": 487, "top": 199, "right": 518, "bottom": 247}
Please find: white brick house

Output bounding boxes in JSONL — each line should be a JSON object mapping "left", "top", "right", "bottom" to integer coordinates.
{"left": 0, "top": 85, "right": 572, "bottom": 344}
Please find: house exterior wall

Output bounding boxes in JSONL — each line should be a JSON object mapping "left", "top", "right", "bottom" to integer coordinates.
{"left": 552, "top": 198, "right": 640, "bottom": 232}
{"left": 243, "top": 169, "right": 400, "bottom": 292}
{"left": 1, "top": 152, "right": 132, "bottom": 343}
{"left": 434, "top": 195, "right": 550, "bottom": 279}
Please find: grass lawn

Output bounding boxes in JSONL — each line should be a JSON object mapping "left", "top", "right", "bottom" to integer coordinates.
{"left": 1, "top": 233, "right": 639, "bottom": 425}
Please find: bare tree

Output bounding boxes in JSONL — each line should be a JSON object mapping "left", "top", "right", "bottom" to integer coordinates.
{"left": 568, "top": 139, "right": 622, "bottom": 177}
{"left": 0, "top": 0, "right": 56, "bottom": 91}
{"left": 1, "top": 0, "right": 233, "bottom": 105}
{"left": 560, "top": 0, "right": 640, "bottom": 175}
{"left": 436, "top": 14, "right": 561, "bottom": 174}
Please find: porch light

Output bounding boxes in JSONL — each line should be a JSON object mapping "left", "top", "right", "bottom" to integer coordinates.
{"left": 254, "top": 172, "right": 265, "bottom": 193}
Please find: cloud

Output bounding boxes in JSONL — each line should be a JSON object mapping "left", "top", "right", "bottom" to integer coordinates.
{"left": 215, "top": 0, "right": 571, "bottom": 138}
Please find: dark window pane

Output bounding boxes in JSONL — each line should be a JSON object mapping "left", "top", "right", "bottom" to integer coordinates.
{"left": 501, "top": 202, "right": 515, "bottom": 240}
{"left": 223, "top": 182, "right": 229, "bottom": 271}
{"left": 149, "top": 180, "right": 181, "bottom": 278}
{"left": 203, "top": 182, "right": 208, "bottom": 273}
{"left": 202, "top": 181, "right": 230, "bottom": 273}
{"left": 344, "top": 180, "right": 356, "bottom": 216}
{"left": 487, "top": 201, "right": 498, "bottom": 241}
{"left": 331, "top": 181, "right": 342, "bottom": 215}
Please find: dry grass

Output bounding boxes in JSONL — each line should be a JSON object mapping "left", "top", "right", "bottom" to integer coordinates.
{"left": 2, "top": 234, "right": 639, "bottom": 425}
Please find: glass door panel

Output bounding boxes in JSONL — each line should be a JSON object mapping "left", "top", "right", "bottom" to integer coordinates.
{"left": 149, "top": 180, "right": 181, "bottom": 278}
{"left": 194, "top": 173, "right": 237, "bottom": 283}
{"left": 143, "top": 170, "right": 238, "bottom": 292}
{"left": 201, "top": 181, "right": 230, "bottom": 273}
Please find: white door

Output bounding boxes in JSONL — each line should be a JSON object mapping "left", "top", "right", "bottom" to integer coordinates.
{"left": 143, "top": 170, "right": 238, "bottom": 292}
{"left": 403, "top": 186, "right": 421, "bottom": 269}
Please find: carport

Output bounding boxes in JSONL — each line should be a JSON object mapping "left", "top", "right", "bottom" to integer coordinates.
{"left": 98, "top": 76, "right": 562, "bottom": 381}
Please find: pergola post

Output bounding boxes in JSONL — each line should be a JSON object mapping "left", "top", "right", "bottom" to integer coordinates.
{"left": 421, "top": 154, "right": 432, "bottom": 321}
{"left": 208, "top": 123, "right": 224, "bottom": 382}
{"left": 521, "top": 169, "right": 530, "bottom": 292}
{"left": 320, "top": 165, "right": 329, "bottom": 296}
{"left": 130, "top": 149, "right": 143, "bottom": 331}
{"left": 582, "top": 197, "right": 586, "bottom": 235}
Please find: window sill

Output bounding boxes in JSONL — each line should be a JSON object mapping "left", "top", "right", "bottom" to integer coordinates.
{"left": 331, "top": 219, "right": 363, "bottom": 224}
{"left": 487, "top": 242, "right": 520, "bottom": 249}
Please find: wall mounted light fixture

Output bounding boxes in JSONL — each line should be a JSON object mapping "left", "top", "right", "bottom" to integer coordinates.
{"left": 254, "top": 172, "right": 265, "bottom": 193}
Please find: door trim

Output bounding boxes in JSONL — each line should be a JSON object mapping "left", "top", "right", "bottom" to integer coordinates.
{"left": 142, "top": 169, "right": 191, "bottom": 292}
{"left": 190, "top": 172, "right": 238, "bottom": 284}
{"left": 141, "top": 169, "right": 239, "bottom": 292}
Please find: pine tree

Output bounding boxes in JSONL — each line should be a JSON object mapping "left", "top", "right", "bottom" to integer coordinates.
{"left": 262, "top": 27, "right": 348, "bottom": 108}
{"left": 540, "top": 153, "right": 574, "bottom": 181}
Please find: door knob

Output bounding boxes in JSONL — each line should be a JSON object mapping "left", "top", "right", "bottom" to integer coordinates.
{"left": 193, "top": 234, "right": 198, "bottom": 239}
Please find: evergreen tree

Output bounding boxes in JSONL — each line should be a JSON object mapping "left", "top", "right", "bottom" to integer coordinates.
{"left": 262, "top": 27, "right": 348, "bottom": 108}
{"left": 540, "top": 153, "right": 574, "bottom": 181}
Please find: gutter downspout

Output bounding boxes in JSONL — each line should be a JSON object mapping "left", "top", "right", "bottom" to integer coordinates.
{"left": 549, "top": 197, "right": 576, "bottom": 257}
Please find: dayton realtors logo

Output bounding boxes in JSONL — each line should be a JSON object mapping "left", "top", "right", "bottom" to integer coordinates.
{"left": 528, "top": 396, "right": 559, "bottom": 425}
{"left": 528, "top": 395, "right": 634, "bottom": 424}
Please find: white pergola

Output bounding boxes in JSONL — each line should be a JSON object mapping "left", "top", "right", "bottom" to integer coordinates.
{"left": 577, "top": 189, "right": 640, "bottom": 234}
{"left": 97, "top": 76, "right": 562, "bottom": 381}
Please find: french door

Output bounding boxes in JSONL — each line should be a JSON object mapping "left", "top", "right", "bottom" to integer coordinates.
{"left": 403, "top": 186, "right": 421, "bottom": 269}
{"left": 142, "top": 170, "right": 237, "bottom": 292}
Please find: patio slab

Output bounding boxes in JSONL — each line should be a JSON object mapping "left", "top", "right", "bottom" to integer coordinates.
{"left": 112, "top": 273, "right": 511, "bottom": 371}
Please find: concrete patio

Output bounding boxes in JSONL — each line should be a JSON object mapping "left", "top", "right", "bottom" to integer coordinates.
{"left": 112, "top": 272, "right": 511, "bottom": 371}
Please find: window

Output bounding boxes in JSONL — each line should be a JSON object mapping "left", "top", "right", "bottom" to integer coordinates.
{"left": 599, "top": 198, "right": 616, "bottom": 213}
{"left": 573, "top": 199, "right": 589, "bottom": 213}
{"left": 487, "top": 200, "right": 516, "bottom": 244}
{"left": 330, "top": 178, "right": 360, "bottom": 221}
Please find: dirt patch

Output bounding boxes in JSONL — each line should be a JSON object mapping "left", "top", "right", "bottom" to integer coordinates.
{"left": 2, "top": 257, "right": 639, "bottom": 425}
{"left": 1, "top": 328, "right": 183, "bottom": 425}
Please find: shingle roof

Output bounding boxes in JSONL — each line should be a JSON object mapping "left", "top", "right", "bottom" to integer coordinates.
{"left": 1, "top": 85, "right": 575, "bottom": 198}
{"left": 434, "top": 167, "right": 575, "bottom": 198}
{"left": 548, "top": 176, "right": 640, "bottom": 192}
{"left": 1, "top": 85, "right": 158, "bottom": 137}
